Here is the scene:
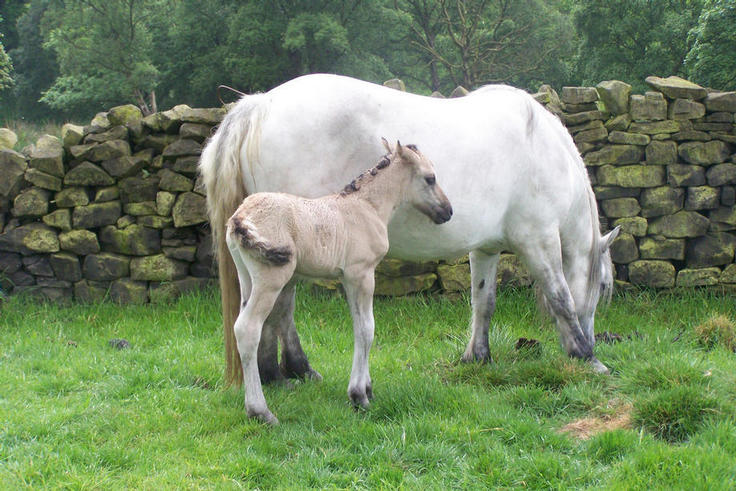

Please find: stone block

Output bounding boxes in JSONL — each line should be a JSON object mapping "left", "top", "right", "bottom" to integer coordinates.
{"left": 601, "top": 197, "right": 641, "bottom": 217}
{"left": 610, "top": 232, "right": 638, "bottom": 264}
{"left": 668, "top": 99, "right": 705, "bottom": 120}
{"left": 137, "top": 216, "right": 173, "bottom": 229}
{"left": 110, "top": 278, "right": 149, "bottom": 304}
{"left": 179, "top": 107, "right": 226, "bottom": 125}
{"left": 59, "top": 230, "right": 100, "bottom": 255}
{"left": 640, "top": 186, "right": 684, "bottom": 217}
{"left": 678, "top": 141, "right": 731, "bottom": 165}
{"left": 28, "top": 134, "right": 64, "bottom": 177}
{"left": 99, "top": 224, "right": 161, "bottom": 256}
{"left": 706, "top": 164, "right": 736, "bottom": 186}
{"left": 162, "top": 139, "right": 201, "bottom": 159}
{"left": 23, "top": 255, "right": 54, "bottom": 276}
{"left": 130, "top": 254, "right": 192, "bottom": 281}
{"left": 608, "top": 131, "right": 650, "bottom": 146}
{"left": 639, "top": 237, "right": 685, "bottom": 260}
{"left": 159, "top": 169, "right": 193, "bottom": 192}
{"left": 49, "top": 252, "right": 82, "bottom": 282}
{"left": 0, "top": 128, "right": 18, "bottom": 149}
{"left": 648, "top": 211, "right": 710, "bottom": 238}
{"left": 25, "top": 168, "right": 62, "bottom": 191}
{"left": 55, "top": 188, "right": 89, "bottom": 208}
{"left": 672, "top": 130, "right": 711, "bottom": 141}
{"left": 64, "top": 162, "right": 115, "bottom": 186}
{"left": 84, "top": 126, "right": 128, "bottom": 144}
{"left": 593, "top": 186, "right": 641, "bottom": 200}
{"left": 645, "top": 141, "right": 677, "bottom": 165}
{"left": 612, "top": 217, "right": 648, "bottom": 236}
{"left": 628, "top": 260, "right": 676, "bottom": 288}
{"left": 497, "top": 254, "right": 532, "bottom": 286}
{"left": 179, "top": 123, "right": 211, "bottom": 142}
{"left": 124, "top": 201, "right": 157, "bottom": 216}
{"left": 561, "top": 86, "right": 598, "bottom": 104}
{"left": 645, "top": 76, "right": 707, "bottom": 100}
{"left": 629, "top": 120, "right": 680, "bottom": 134}
{"left": 686, "top": 233, "right": 736, "bottom": 268}
{"left": 119, "top": 176, "right": 160, "bottom": 203}
{"left": 710, "top": 207, "right": 736, "bottom": 229}
{"left": 95, "top": 187, "right": 119, "bottom": 202}
{"left": 72, "top": 201, "right": 122, "bottom": 229}
{"left": 101, "top": 156, "right": 145, "bottom": 179}
{"left": 630, "top": 92, "right": 667, "bottom": 121}
{"left": 375, "top": 258, "right": 437, "bottom": 277}
{"left": 597, "top": 165, "right": 665, "bottom": 188}
{"left": 0, "top": 252, "right": 22, "bottom": 275}
{"left": 78, "top": 140, "right": 131, "bottom": 162}
{"left": 596, "top": 80, "right": 631, "bottom": 115}
{"left": 143, "top": 134, "right": 179, "bottom": 152}
{"left": 676, "top": 268, "right": 721, "bottom": 287}
{"left": 107, "top": 104, "right": 143, "bottom": 127}
{"left": 722, "top": 187, "right": 736, "bottom": 207}
{"left": 74, "top": 279, "right": 109, "bottom": 303}
{"left": 704, "top": 91, "right": 736, "bottom": 112}
{"left": 42, "top": 209, "right": 72, "bottom": 231}
{"left": 149, "top": 277, "right": 212, "bottom": 303}
{"left": 667, "top": 164, "right": 705, "bottom": 187}
{"left": 172, "top": 192, "right": 208, "bottom": 227}
{"left": 12, "top": 187, "right": 50, "bottom": 217}
{"left": 449, "top": 86, "right": 469, "bottom": 98}
{"left": 437, "top": 263, "right": 471, "bottom": 292}
{"left": 0, "top": 150, "right": 28, "bottom": 202}
{"left": 156, "top": 191, "right": 176, "bottom": 216}
{"left": 163, "top": 245, "right": 197, "bottom": 262}
{"left": 605, "top": 114, "right": 632, "bottom": 132}
{"left": 685, "top": 186, "right": 719, "bottom": 211}
{"left": 564, "top": 111, "right": 606, "bottom": 126}
{"left": 721, "top": 264, "right": 736, "bottom": 284}
{"left": 584, "top": 145, "right": 643, "bottom": 166}
{"left": 173, "top": 156, "right": 199, "bottom": 176}
{"left": 574, "top": 126, "right": 608, "bottom": 144}
{"left": 374, "top": 272, "right": 437, "bottom": 296}
{"left": 83, "top": 252, "right": 130, "bottom": 281}
{"left": 0, "top": 223, "right": 59, "bottom": 255}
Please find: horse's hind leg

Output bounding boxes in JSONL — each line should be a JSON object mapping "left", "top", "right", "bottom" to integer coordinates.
{"left": 275, "top": 284, "right": 323, "bottom": 381}
{"left": 517, "top": 235, "right": 594, "bottom": 361}
{"left": 462, "top": 250, "right": 500, "bottom": 363}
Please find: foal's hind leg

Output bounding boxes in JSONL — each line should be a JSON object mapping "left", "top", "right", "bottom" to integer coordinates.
{"left": 462, "top": 250, "right": 500, "bottom": 363}
{"left": 517, "top": 235, "right": 594, "bottom": 361}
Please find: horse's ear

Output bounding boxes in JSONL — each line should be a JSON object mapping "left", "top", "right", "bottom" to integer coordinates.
{"left": 381, "top": 137, "right": 391, "bottom": 154}
{"left": 396, "top": 140, "right": 404, "bottom": 157}
{"left": 600, "top": 226, "right": 621, "bottom": 253}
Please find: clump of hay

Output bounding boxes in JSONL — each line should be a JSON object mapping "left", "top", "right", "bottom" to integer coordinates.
{"left": 694, "top": 314, "right": 736, "bottom": 352}
{"left": 559, "top": 401, "right": 632, "bottom": 440}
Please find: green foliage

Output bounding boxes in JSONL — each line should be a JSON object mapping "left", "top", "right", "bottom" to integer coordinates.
{"left": 633, "top": 386, "right": 719, "bottom": 442}
{"left": 574, "top": 0, "right": 705, "bottom": 91}
{"left": 686, "top": 0, "right": 736, "bottom": 90}
{"left": 0, "top": 38, "right": 12, "bottom": 91}
{"left": 40, "top": 0, "right": 160, "bottom": 118}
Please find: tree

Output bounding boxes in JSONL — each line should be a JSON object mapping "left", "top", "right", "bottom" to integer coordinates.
{"left": 395, "top": 0, "right": 576, "bottom": 92}
{"left": 0, "top": 19, "right": 13, "bottom": 91}
{"left": 574, "top": 0, "right": 704, "bottom": 91}
{"left": 685, "top": 0, "right": 736, "bottom": 90}
{"left": 40, "top": 0, "right": 161, "bottom": 117}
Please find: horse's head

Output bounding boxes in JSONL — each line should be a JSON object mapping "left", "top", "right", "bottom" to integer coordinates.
{"left": 382, "top": 138, "right": 453, "bottom": 224}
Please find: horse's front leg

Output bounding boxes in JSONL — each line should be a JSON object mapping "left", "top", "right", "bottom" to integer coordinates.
{"left": 462, "top": 250, "right": 500, "bottom": 363}
{"left": 343, "top": 270, "right": 376, "bottom": 409}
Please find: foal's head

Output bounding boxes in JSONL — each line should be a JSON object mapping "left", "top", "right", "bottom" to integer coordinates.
{"left": 383, "top": 138, "right": 453, "bottom": 224}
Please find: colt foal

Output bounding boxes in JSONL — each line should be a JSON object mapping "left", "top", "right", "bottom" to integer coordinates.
{"left": 226, "top": 139, "right": 453, "bottom": 424}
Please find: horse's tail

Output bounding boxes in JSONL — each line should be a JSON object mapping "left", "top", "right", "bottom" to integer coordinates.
{"left": 228, "top": 215, "right": 293, "bottom": 266}
{"left": 199, "top": 95, "right": 265, "bottom": 386}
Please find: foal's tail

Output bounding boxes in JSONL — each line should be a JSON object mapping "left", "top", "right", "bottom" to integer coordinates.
{"left": 199, "top": 95, "right": 266, "bottom": 386}
{"left": 228, "top": 215, "right": 293, "bottom": 266}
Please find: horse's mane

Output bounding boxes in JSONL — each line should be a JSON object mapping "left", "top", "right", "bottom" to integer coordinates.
{"left": 339, "top": 144, "right": 419, "bottom": 197}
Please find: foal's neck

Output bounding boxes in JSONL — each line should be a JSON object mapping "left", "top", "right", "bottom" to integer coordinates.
{"left": 340, "top": 158, "right": 411, "bottom": 224}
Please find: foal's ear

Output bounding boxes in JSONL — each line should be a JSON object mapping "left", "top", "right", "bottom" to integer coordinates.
{"left": 381, "top": 137, "right": 391, "bottom": 154}
{"left": 396, "top": 140, "right": 404, "bottom": 157}
{"left": 600, "top": 226, "right": 621, "bottom": 253}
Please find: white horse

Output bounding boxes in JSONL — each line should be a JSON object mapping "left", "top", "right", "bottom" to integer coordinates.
{"left": 226, "top": 140, "right": 452, "bottom": 423}
{"left": 200, "top": 74, "right": 619, "bottom": 387}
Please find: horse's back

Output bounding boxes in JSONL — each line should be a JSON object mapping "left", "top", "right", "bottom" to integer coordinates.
{"left": 242, "top": 74, "right": 589, "bottom": 259}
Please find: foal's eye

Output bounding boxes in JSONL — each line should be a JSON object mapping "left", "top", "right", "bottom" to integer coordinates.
{"left": 424, "top": 175, "right": 436, "bottom": 185}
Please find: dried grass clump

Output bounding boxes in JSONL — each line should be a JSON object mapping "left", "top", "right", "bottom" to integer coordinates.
{"left": 694, "top": 314, "right": 736, "bottom": 352}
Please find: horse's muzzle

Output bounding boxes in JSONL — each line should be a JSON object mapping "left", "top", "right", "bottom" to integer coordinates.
{"left": 432, "top": 204, "right": 453, "bottom": 224}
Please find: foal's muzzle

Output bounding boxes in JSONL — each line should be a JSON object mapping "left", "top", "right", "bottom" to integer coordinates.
{"left": 432, "top": 204, "right": 453, "bottom": 224}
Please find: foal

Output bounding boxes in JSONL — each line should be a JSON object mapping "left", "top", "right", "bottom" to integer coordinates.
{"left": 226, "top": 139, "right": 453, "bottom": 424}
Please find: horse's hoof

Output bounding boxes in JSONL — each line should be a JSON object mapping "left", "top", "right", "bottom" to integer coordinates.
{"left": 460, "top": 351, "right": 492, "bottom": 364}
{"left": 256, "top": 411, "right": 279, "bottom": 425}
{"left": 348, "top": 389, "right": 370, "bottom": 409}
{"left": 306, "top": 369, "right": 323, "bottom": 382}
{"left": 589, "top": 357, "right": 610, "bottom": 375}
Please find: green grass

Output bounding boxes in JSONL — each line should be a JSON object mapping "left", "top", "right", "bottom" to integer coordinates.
{"left": 1, "top": 286, "right": 736, "bottom": 489}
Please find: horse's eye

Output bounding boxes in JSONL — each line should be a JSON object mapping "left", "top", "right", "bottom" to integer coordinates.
{"left": 425, "top": 175, "right": 436, "bottom": 185}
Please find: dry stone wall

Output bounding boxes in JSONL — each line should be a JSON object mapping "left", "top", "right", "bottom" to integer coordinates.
{"left": 0, "top": 75, "right": 734, "bottom": 303}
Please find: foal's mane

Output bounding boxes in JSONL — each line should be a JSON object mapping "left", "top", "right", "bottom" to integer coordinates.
{"left": 339, "top": 144, "right": 419, "bottom": 197}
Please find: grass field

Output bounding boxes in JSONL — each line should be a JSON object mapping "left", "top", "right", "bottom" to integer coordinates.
{"left": 1, "top": 286, "right": 735, "bottom": 489}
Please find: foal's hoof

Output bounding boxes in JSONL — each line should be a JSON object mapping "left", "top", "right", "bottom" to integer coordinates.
{"left": 248, "top": 409, "right": 279, "bottom": 426}
{"left": 589, "top": 357, "right": 610, "bottom": 375}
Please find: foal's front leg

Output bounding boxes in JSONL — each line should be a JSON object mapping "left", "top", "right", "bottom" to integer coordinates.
{"left": 343, "top": 270, "right": 376, "bottom": 409}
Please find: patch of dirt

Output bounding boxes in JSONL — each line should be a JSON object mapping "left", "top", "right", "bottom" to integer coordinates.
{"left": 559, "top": 401, "right": 632, "bottom": 440}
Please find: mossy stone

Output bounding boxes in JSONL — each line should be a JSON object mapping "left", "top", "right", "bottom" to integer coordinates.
{"left": 437, "top": 263, "right": 471, "bottom": 292}
{"left": 130, "top": 254, "right": 188, "bottom": 281}
{"left": 628, "top": 260, "right": 676, "bottom": 288}
{"left": 99, "top": 224, "right": 161, "bottom": 256}
{"left": 648, "top": 211, "right": 710, "bottom": 238}
{"left": 58, "top": 230, "right": 100, "bottom": 255}
{"left": 676, "top": 268, "right": 720, "bottom": 287}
